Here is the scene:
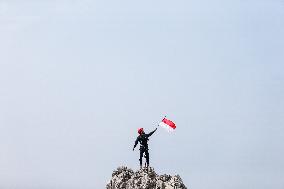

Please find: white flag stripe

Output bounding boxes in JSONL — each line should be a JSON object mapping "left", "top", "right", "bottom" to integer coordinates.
{"left": 159, "top": 122, "right": 175, "bottom": 132}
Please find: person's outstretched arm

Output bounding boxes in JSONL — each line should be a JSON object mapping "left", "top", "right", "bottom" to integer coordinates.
{"left": 147, "top": 128, "right": 158, "bottom": 137}
{"left": 133, "top": 137, "right": 139, "bottom": 151}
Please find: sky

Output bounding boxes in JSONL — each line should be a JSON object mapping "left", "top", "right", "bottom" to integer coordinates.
{"left": 0, "top": 0, "right": 283, "bottom": 188}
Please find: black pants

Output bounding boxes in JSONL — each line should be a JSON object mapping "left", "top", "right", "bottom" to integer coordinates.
{"left": 139, "top": 146, "right": 149, "bottom": 167}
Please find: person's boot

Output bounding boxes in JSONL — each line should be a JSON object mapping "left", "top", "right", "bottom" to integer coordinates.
{"left": 140, "top": 165, "right": 142, "bottom": 170}
{"left": 146, "top": 163, "right": 149, "bottom": 172}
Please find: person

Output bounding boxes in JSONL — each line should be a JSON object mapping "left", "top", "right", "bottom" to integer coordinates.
{"left": 133, "top": 127, "right": 158, "bottom": 169}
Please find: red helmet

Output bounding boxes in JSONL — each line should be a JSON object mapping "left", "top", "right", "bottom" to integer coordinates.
{"left": 138, "top": 128, "right": 144, "bottom": 134}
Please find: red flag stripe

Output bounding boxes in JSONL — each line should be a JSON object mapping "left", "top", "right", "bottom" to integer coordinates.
{"left": 162, "top": 118, "right": 176, "bottom": 129}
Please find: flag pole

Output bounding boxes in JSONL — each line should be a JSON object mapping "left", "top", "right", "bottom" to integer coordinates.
{"left": 158, "top": 115, "right": 167, "bottom": 128}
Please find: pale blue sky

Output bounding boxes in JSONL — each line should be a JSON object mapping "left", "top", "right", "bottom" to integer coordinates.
{"left": 0, "top": 0, "right": 283, "bottom": 188}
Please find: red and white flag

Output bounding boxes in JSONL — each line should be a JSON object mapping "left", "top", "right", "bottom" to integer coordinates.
{"left": 159, "top": 118, "right": 176, "bottom": 132}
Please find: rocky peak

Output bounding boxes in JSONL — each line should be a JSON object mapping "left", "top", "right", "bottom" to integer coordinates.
{"left": 106, "top": 166, "right": 187, "bottom": 189}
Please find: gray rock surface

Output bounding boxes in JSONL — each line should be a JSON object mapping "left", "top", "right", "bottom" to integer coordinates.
{"left": 106, "top": 166, "right": 187, "bottom": 189}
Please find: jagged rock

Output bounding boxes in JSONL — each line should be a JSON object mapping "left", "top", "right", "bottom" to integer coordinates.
{"left": 106, "top": 166, "right": 187, "bottom": 189}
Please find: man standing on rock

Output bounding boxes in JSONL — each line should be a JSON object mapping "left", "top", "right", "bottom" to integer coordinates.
{"left": 133, "top": 127, "right": 158, "bottom": 169}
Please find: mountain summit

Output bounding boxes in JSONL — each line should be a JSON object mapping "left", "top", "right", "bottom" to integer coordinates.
{"left": 106, "top": 166, "right": 187, "bottom": 189}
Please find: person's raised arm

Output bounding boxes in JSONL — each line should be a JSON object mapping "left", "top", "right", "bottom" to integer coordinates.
{"left": 147, "top": 127, "right": 158, "bottom": 137}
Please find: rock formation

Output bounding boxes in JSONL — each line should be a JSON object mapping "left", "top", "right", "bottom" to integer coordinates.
{"left": 106, "top": 166, "right": 187, "bottom": 189}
